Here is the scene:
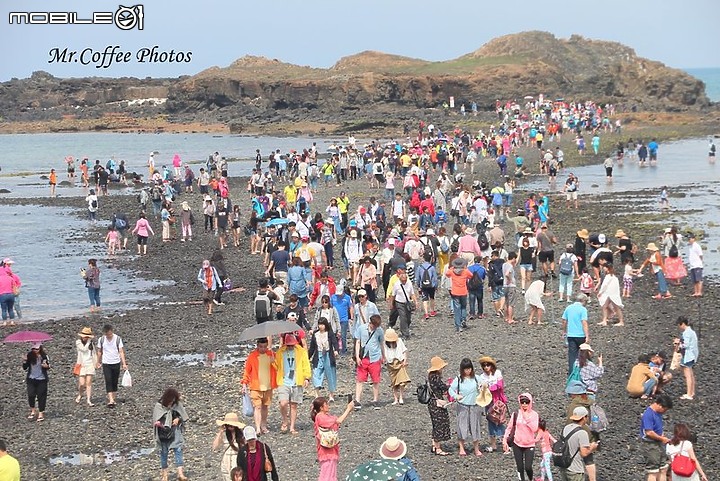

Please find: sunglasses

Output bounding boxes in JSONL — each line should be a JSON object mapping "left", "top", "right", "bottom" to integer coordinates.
{"left": 519, "top": 399, "right": 530, "bottom": 405}
{"left": 481, "top": 363, "right": 492, "bottom": 367}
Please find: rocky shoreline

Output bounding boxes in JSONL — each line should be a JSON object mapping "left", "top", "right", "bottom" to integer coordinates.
{"left": 0, "top": 134, "right": 717, "bottom": 481}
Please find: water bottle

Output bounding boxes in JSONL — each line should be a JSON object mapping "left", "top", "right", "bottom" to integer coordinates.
{"left": 591, "top": 411, "right": 599, "bottom": 426}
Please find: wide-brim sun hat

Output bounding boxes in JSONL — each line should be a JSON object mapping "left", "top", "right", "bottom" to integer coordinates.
{"left": 216, "top": 412, "right": 245, "bottom": 428}
{"left": 78, "top": 327, "right": 93, "bottom": 337}
{"left": 451, "top": 257, "right": 466, "bottom": 268}
{"left": 646, "top": 242, "right": 659, "bottom": 251}
{"left": 576, "top": 229, "right": 589, "bottom": 239}
{"left": 427, "top": 356, "right": 448, "bottom": 373}
{"left": 379, "top": 437, "right": 407, "bottom": 460}
{"left": 579, "top": 343, "right": 594, "bottom": 352}
{"left": 523, "top": 227, "right": 534, "bottom": 234}
{"left": 478, "top": 356, "right": 496, "bottom": 368}
{"left": 384, "top": 328, "right": 399, "bottom": 343}
{"left": 476, "top": 387, "right": 493, "bottom": 407}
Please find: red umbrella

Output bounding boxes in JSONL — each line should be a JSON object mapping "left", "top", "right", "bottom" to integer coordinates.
{"left": 3, "top": 331, "right": 53, "bottom": 343}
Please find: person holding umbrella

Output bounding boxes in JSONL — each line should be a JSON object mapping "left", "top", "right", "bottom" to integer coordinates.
{"left": 23, "top": 341, "right": 50, "bottom": 422}
{"left": 378, "top": 437, "right": 420, "bottom": 480}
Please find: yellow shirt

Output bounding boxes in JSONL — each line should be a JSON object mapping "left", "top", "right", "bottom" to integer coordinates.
{"left": 258, "top": 354, "right": 272, "bottom": 391}
{"left": 400, "top": 154, "right": 412, "bottom": 167}
{"left": 284, "top": 185, "right": 298, "bottom": 204}
{"left": 0, "top": 454, "right": 21, "bottom": 481}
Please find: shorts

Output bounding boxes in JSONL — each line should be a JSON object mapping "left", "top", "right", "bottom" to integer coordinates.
{"left": 202, "top": 289, "right": 215, "bottom": 302}
{"left": 276, "top": 385, "right": 304, "bottom": 404}
{"left": 538, "top": 251, "right": 554, "bottom": 263}
{"left": 503, "top": 286, "right": 517, "bottom": 306}
{"left": 681, "top": 359, "right": 696, "bottom": 368}
{"left": 200, "top": 185, "right": 209, "bottom": 194}
{"left": 249, "top": 389, "right": 272, "bottom": 407}
{"left": 487, "top": 419, "right": 506, "bottom": 437}
{"left": 137, "top": 235, "right": 148, "bottom": 245}
{"left": 491, "top": 285, "right": 504, "bottom": 301}
{"left": 420, "top": 287, "right": 436, "bottom": 301}
{"left": 641, "top": 440, "right": 668, "bottom": 473}
{"left": 690, "top": 267, "right": 703, "bottom": 283}
{"left": 549, "top": 167, "right": 557, "bottom": 177}
{"left": 519, "top": 264, "right": 533, "bottom": 272}
{"left": 566, "top": 191, "right": 578, "bottom": 200}
{"left": 375, "top": 174, "right": 384, "bottom": 183}
{"left": 356, "top": 357, "right": 382, "bottom": 384}
{"left": 605, "top": 167, "right": 613, "bottom": 177}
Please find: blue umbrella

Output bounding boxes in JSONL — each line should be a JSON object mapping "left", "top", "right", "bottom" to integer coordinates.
{"left": 264, "top": 218, "right": 289, "bottom": 227}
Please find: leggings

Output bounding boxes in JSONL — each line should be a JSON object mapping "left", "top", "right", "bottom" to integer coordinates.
{"left": 512, "top": 445, "right": 534, "bottom": 481}
{"left": 27, "top": 378, "right": 48, "bottom": 412}
{"left": 539, "top": 451, "right": 553, "bottom": 481}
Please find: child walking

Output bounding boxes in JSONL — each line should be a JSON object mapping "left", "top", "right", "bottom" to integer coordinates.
{"left": 535, "top": 418, "right": 556, "bottom": 481}
{"left": 579, "top": 268, "right": 595, "bottom": 304}
{"left": 104, "top": 226, "right": 120, "bottom": 255}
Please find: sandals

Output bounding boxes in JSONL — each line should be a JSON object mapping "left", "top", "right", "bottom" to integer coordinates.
{"left": 36, "top": 415, "right": 45, "bottom": 422}
{"left": 27, "top": 412, "right": 35, "bottom": 419}
{"left": 290, "top": 430, "right": 299, "bottom": 435}
{"left": 431, "top": 447, "right": 450, "bottom": 456}
{"left": 280, "top": 424, "right": 288, "bottom": 433}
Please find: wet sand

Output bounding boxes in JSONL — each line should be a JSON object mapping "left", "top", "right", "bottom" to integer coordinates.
{"left": 0, "top": 136, "right": 717, "bottom": 481}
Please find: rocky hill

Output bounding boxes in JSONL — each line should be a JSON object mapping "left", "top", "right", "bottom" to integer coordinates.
{"left": 0, "top": 32, "right": 711, "bottom": 133}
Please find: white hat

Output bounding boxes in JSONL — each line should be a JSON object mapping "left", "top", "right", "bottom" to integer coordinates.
{"left": 350, "top": 230, "right": 358, "bottom": 238}
{"left": 569, "top": 406, "right": 589, "bottom": 421}
{"left": 388, "top": 238, "right": 396, "bottom": 245}
{"left": 243, "top": 426, "right": 257, "bottom": 441}
{"left": 426, "top": 228, "right": 435, "bottom": 236}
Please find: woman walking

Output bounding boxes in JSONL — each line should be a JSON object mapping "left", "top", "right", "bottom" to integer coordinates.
{"left": 311, "top": 396, "right": 354, "bottom": 481}
{"left": 503, "top": 393, "right": 539, "bottom": 481}
{"left": 210, "top": 250, "right": 228, "bottom": 306}
{"left": 666, "top": 423, "right": 708, "bottom": 481}
{"left": 23, "top": 342, "right": 50, "bottom": 422}
{"left": 131, "top": 212, "right": 155, "bottom": 255}
{"left": 75, "top": 327, "right": 97, "bottom": 406}
{"left": 237, "top": 426, "right": 279, "bottom": 481}
{"left": 639, "top": 242, "right": 671, "bottom": 299}
{"left": 478, "top": 356, "right": 507, "bottom": 452}
{"left": 179, "top": 201, "right": 194, "bottom": 242}
{"left": 212, "top": 412, "right": 246, "bottom": 481}
{"left": 152, "top": 387, "right": 189, "bottom": 481}
{"left": 383, "top": 328, "right": 410, "bottom": 405}
{"left": 83, "top": 259, "right": 101, "bottom": 313}
{"left": 197, "top": 260, "right": 223, "bottom": 315}
{"left": 662, "top": 227, "right": 686, "bottom": 286}
{"left": 307, "top": 317, "right": 339, "bottom": 401}
{"left": 426, "top": 356, "right": 451, "bottom": 456}
{"left": 448, "top": 358, "right": 484, "bottom": 457}
{"left": 597, "top": 264, "right": 625, "bottom": 326}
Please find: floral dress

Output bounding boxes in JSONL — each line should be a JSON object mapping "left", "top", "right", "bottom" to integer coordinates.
{"left": 427, "top": 372, "right": 451, "bottom": 441}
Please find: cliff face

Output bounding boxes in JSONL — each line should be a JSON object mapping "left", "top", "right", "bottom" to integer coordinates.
{"left": 0, "top": 32, "right": 710, "bottom": 129}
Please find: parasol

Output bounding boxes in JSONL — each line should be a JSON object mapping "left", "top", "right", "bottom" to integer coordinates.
{"left": 3, "top": 331, "right": 53, "bottom": 343}
{"left": 346, "top": 459, "right": 410, "bottom": 481}
{"left": 238, "top": 321, "right": 301, "bottom": 342}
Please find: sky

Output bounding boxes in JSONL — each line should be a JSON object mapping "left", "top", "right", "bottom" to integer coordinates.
{"left": 0, "top": 0, "right": 718, "bottom": 81}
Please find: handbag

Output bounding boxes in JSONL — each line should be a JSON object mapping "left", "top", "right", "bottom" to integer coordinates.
{"left": 262, "top": 443, "right": 273, "bottom": 473}
{"left": 73, "top": 363, "right": 82, "bottom": 376}
{"left": 506, "top": 412, "right": 518, "bottom": 447}
{"left": 671, "top": 441, "right": 696, "bottom": 477}
{"left": 317, "top": 427, "right": 340, "bottom": 448}
{"left": 398, "top": 282, "right": 416, "bottom": 312}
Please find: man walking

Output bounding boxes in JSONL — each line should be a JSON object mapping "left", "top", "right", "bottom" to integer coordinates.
{"left": 687, "top": 233, "right": 703, "bottom": 297}
{"left": 241, "top": 338, "right": 277, "bottom": 434}
{"left": 354, "top": 314, "right": 385, "bottom": 410}
{"left": 96, "top": 324, "right": 128, "bottom": 408}
{"left": 675, "top": 317, "right": 699, "bottom": 400}
{"left": 640, "top": 394, "right": 673, "bottom": 481}
{"left": 388, "top": 267, "right": 419, "bottom": 339}
{"left": 558, "top": 407, "right": 598, "bottom": 481}
{"left": 502, "top": 252, "right": 519, "bottom": 324}
{"left": 562, "top": 294, "right": 590, "bottom": 374}
{"left": 445, "top": 258, "right": 473, "bottom": 333}
{"left": 274, "top": 334, "right": 311, "bottom": 434}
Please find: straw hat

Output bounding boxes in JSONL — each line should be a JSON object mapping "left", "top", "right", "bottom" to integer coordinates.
{"left": 379, "top": 437, "right": 407, "bottom": 460}
{"left": 579, "top": 343, "right": 594, "bottom": 352}
{"left": 646, "top": 242, "right": 659, "bottom": 251}
{"left": 476, "top": 387, "right": 492, "bottom": 407}
{"left": 523, "top": 227, "right": 534, "bottom": 234}
{"left": 478, "top": 356, "right": 497, "bottom": 368}
{"left": 78, "top": 327, "right": 93, "bottom": 337}
{"left": 615, "top": 229, "right": 627, "bottom": 238}
{"left": 216, "top": 412, "right": 246, "bottom": 428}
{"left": 427, "top": 356, "right": 448, "bottom": 373}
{"left": 576, "top": 229, "right": 589, "bottom": 239}
{"left": 384, "top": 328, "right": 399, "bottom": 343}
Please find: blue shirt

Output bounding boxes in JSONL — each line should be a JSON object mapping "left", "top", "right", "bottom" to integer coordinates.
{"left": 282, "top": 349, "right": 296, "bottom": 387}
{"left": 287, "top": 265, "right": 311, "bottom": 297}
{"left": 648, "top": 141, "right": 658, "bottom": 153}
{"left": 468, "top": 264, "right": 486, "bottom": 289}
{"left": 331, "top": 293, "right": 353, "bottom": 323}
{"left": 562, "top": 302, "right": 588, "bottom": 337}
{"left": 681, "top": 327, "right": 699, "bottom": 363}
{"left": 415, "top": 262, "right": 438, "bottom": 288}
{"left": 448, "top": 375, "right": 482, "bottom": 406}
{"left": 357, "top": 325, "right": 384, "bottom": 362}
{"left": 640, "top": 406, "right": 663, "bottom": 439}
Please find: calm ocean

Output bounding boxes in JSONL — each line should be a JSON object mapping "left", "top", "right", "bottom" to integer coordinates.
{"left": 685, "top": 67, "right": 720, "bottom": 102}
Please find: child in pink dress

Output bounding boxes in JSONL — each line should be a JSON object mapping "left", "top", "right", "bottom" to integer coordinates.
{"left": 105, "top": 226, "right": 120, "bottom": 255}
{"left": 535, "top": 418, "right": 557, "bottom": 481}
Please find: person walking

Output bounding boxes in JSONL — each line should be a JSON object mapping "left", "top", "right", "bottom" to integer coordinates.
{"left": 687, "top": 233, "right": 703, "bottom": 297}
{"left": 131, "top": 212, "right": 155, "bottom": 255}
{"left": 445, "top": 257, "right": 473, "bottom": 333}
{"left": 354, "top": 314, "right": 385, "bottom": 410}
{"left": 675, "top": 317, "right": 699, "bottom": 401}
{"left": 503, "top": 393, "right": 539, "bottom": 481}
{"left": 0, "top": 259, "right": 19, "bottom": 326}
{"left": 197, "top": 259, "right": 223, "bottom": 316}
{"left": 212, "top": 412, "right": 246, "bottom": 481}
{"left": 0, "top": 439, "right": 21, "bottom": 481}
{"left": 82, "top": 258, "right": 101, "bottom": 313}
{"left": 307, "top": 317, "right": 339, "bottom": 402}
{"left": 23, "top": 342, "right": 50, "bottom": 422}
{"left": 75, "top": 327, "right": 97, "bottom": 406}
{"left": 237, "top": 426, "right": 279, "bottom": 481}
{"left": 179, "top": 201, "right": 194, "bottom": 242}
{"left": 448, "top": 358, "right": 484, "bottom": 457}
{"left": 596, "top": 264, "right": 625, "bottom": 327}
{"left": 415, "top": 253, "right": 438, "bottom": 320}
{"left": 152, "top": 387, "right": 189, "bottom": 481}
{"left": 241, "top": 338, "right": 277, "bottom": 435}
{"left": 387, "top": 267, "right": 419, "bottom": 339}
{"left": 640, "top": 394, "right": 673, "bottom": 481}
{"left": 311, "top": 396, "right": 354, "bottom": 481}
{"left": 558, "top": 407, "right": 599, "bottom": 481}
{"left": 274, "top": 334, "right": 312, "bottom": 435}
{"left": 426, "top": 356, "right": 452, "bottom": 456}
{"left": 502, "top": 252, "right": 519, "bottom": 324}
{"left": 96, "top": 324, "right": 128, "bottom": 408}
{"left": 562, "top": 294, "right": 590, "bottom": 374}
{"left": 638, "top": 243, "right": 671, "bottom": 299}
{"left": 478, "top": 356, "right": 507, "bottom": 452}
{"left": 383, "top": 328, "right": 410, "bottom": 405}
{"left": 665, "top": 423, "right": 708, "bottom": 481}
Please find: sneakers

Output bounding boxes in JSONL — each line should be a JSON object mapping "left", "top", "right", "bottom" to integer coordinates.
{"left": 680, "top": 394, "right": 694, "bottom": 400}
{"left": 429, "top": 311, "right": 437, "bottom": 317}
{"left": 212, "top": 299, "right": 220, "bottom": 305}
{"left": 354, "top": 401, "right": 362, "bottom": 410}
{"left": 372, "top": 401, "right": 381, "bottom": 410}
{"left": 461, "top": 320, "right": 468, "bottom": 328}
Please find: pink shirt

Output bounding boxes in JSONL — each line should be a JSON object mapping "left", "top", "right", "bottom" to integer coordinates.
{"left": 132, "top": 218, "right": 154, "bottom": 237}
{"left": 457, "top": 234, "right": 481, "bottom": 256}
{"left": 314, "top": 413, "right": 339, "bottom": 461}
{"left": 536, "top": 429, "right": 556, "bottom": 454}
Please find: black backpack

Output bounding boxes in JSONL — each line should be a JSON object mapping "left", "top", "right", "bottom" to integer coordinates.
{"left": 468, "top": 269, "right": 483, "bottom": 290}
{"left": 478, "top": 234, "right": 490, "bottom": 251}
{"left": 416, "top": 381, "right": 432, "bottom": 404}
{"left": 489, "top": 261, "right": 504, "bottom": 287}
{"left": 552, "top": 426, "right": 583, "bottom": 468}
{"left": 450, "top": 236, "right": 459, "bottom": 253}
{"left": 420, "top": 265, "right": 432, "bottom": 288}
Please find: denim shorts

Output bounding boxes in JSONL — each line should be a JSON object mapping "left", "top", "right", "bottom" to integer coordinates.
{"left": 491, "top": 285, "right": 504, "bottom": 301}
{"left": 681, "top": 359, "right": 696, "bottom": 368}
{"left": 487, "top": 419, "right": 506, "bottom": 437}
{"left": 519, "top": 264, "right": 533, "bottom": 272}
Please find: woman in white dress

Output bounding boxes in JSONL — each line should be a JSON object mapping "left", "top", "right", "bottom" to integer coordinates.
{"left": 75, "top": 327, "right": 97, "bottom": 406}
{"left": 597, "top": 264, "right": 625, "bottom": 326}
{"left": 665, "top": 423, "right": 708, "bottom": 481}
{"left": 212, "top": 413, "right": 245, "bottom": 481}
{"left": 524, "top": 279, "right": 548, "bottom": 325}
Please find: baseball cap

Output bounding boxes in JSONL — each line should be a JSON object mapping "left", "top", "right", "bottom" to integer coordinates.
{"left": 243, "top": 426, "right": 257, "bottom": 441}
{"left": 569, "top": 406, "right": 589, "bottom": 421}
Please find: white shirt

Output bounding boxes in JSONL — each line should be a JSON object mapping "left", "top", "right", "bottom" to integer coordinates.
{"left": 688, "top": 242, "right": 703, "bottom": 269}
{"left": 385, "top": 337, "right": 407, "bottom": 363}
{"left": 98, "top": 334, "right": 124, "bottom": 364}
{"left": 391, "top": 279, "right": 415, "bottom": 303}
{"left": 391, "top": 199, "right": 404, "bottom": 218}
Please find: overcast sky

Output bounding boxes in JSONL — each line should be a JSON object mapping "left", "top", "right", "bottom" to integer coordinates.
{"left": 0, "top": 0, "right": 718, "bottom": 80}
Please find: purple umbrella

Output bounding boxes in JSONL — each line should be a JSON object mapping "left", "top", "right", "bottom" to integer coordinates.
{"left": 3, "top": 331, "right": 53, "bottom": 343}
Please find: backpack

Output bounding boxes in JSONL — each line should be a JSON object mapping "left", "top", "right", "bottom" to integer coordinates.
{"left": 489, "top": 262, "right": 504, "bottom": 287}
{"left": 450, "top": 236, "right": 459, "bottom": 253}
{"left": 671, "top": 441, "right": 697, "bottom": 477}
{"left": 254, "top": 291, "right": 271, "bottom": 320}
{"left": 589, "top": 404, "right": 609, "bottom": 432}
{"left": 440, "top": 237, "right": 449, "bottom": 253}
{"left": 559, "top": 254, "right": 574, "bottom": 275}
{"left": 668, "top": 242, "right": 679, "bottom": 258}
{"left": 416, "top": 381, "right": 432, "bottom": 405}
{"left": 552, "top": 426, "right": 583, "bottom": 468}
{"left": 486, "top": 399, "right": 508, "bottom": 425}
{"left": 420, "top": 265, "right": 432, "bottom": 288}
{"left": 114, "top": 217, "right": 127, "bottom": 230}
{"left": 91, "top": 199, "right": 98, "bottom": 209}
{"left": 468, "top": 269, "right": 483, "bottom": 290}
{"left": 478, "top": 234, "right": 490, "bottom": 251}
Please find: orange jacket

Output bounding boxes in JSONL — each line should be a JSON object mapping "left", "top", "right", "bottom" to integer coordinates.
{"left": 241, "top": 349, "right": 277, "bottom": 390}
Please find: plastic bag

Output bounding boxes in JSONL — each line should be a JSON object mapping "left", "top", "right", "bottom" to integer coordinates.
{"left": 242, "top": 392, "right": 254, "bottom": 417}
{"left": 121, "top": 369, "right": 132, "bottom": 388}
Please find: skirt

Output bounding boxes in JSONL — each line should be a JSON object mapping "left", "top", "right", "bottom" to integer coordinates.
{"left": 428, "top": 401, "right": 451, "bottom": 442}
{"left": 387, "top": 360, "right": 411, "bottom": 388}
{"left": 456, "top": 404, "right": 483, "bottom": 441}
{"left": 79, "top": 362, "right": 96, "bottom": 377}
{"left": 664, "top": 257, "right": 687, "bottom": 281}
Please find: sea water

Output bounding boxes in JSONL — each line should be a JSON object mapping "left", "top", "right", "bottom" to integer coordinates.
{"left": 685, "top": 67, "right": 720, "bottom": 102}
